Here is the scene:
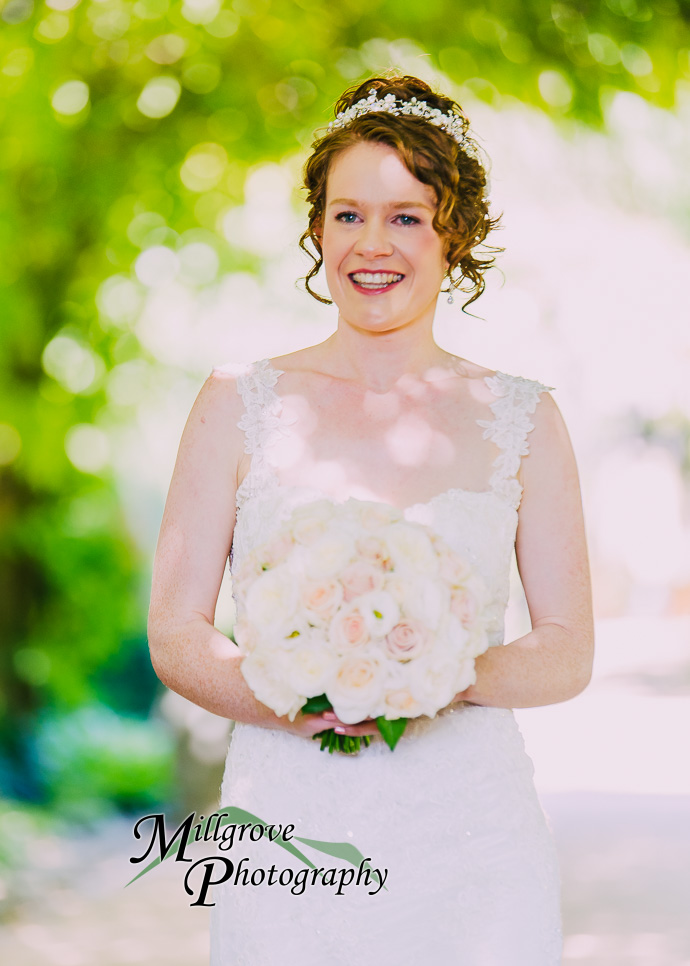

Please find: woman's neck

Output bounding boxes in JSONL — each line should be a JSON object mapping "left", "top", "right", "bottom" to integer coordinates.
{"left": 315, "top": 322, "right": 454, "bottom": 393}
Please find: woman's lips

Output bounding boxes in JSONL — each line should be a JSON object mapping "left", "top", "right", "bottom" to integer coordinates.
{"left": 348, "top": 274, "right": 405, "bottom": 295}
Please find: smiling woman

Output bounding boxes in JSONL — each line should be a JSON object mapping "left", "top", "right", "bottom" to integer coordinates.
{"left": 147, "top": 73, "right": 593, "bottom": 965}
{"left": 299, "top": 75, "right": 502, "bottom": 312}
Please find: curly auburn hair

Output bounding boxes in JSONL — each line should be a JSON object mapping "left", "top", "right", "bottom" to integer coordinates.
{"left": 298, "top": 74, "right": 502, "bottom": 313}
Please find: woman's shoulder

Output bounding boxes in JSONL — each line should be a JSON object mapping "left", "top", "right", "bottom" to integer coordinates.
{"left": 208, "top": 357, "right": 277, "bottom": 390}
{"left": 445, "top": 355, "right": 556, "bottom": 404}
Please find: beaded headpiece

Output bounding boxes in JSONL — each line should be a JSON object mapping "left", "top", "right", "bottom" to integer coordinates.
{"left": 327, "top": 88, "right": 468, "bottom": 147}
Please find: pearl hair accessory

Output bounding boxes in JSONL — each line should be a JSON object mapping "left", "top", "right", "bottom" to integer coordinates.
{"left": 327, "top": 88, "right": 468, "bottom": 147}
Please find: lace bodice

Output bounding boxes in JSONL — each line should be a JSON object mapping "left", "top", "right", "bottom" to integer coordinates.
{"left": 213, "top": 357, "right": 553, "bottom": 650}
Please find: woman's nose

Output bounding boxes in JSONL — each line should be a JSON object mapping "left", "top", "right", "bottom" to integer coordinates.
{"left": 353, "top": 219, "right": 393, "bottom": 257}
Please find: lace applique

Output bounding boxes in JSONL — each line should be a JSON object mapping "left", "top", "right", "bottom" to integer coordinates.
{"left": 234, "top": 359, "right": 288, "bottom": 510}
{"left": 478, "top": 371, "right": 554, "bottom": 510}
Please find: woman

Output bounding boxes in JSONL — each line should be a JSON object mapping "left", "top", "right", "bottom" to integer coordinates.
{"left": 148, "top": 74, "right": 594, "bottom": 964}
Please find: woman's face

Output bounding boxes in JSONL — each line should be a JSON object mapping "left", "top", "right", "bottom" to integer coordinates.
{"left": 319, "top": 141, "right": 449, "bottom": 331}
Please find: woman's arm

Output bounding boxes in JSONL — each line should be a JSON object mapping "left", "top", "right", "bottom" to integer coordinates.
{"left": 147, "top": 369, "right": 326, "bottom": 735}
{"left": 458, "top": 391, "right": 594, "bottom": 709}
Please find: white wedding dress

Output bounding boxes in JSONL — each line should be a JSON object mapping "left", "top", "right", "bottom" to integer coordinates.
{"left": 208, "top": 358, "right": 563, "bottom": 965}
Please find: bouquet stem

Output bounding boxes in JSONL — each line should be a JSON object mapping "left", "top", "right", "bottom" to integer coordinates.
{"left": 303, "top": 694, "right": 406, "bottom": 753}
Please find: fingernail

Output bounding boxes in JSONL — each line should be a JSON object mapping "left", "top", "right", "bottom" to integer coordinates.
{"left": 323, "top": 712, "right": 335, "bottom": 720}
{"left": 334, "top": 726, "right": 345, "bottom": 734}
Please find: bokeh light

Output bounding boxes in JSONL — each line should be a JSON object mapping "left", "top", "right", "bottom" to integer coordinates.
{"left": 136, "top": 75, "right": 181, "bottom": 118}
{"left": 50, "top": 79, "right": 89, "bottom": 115}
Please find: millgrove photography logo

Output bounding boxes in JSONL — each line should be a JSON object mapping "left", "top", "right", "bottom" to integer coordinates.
{"left": 126, "top": 805, "right": 389, "bottom": 906}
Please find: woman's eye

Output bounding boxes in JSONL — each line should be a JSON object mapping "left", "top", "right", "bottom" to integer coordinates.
{"left": 335, "top": 211, "right": 359, "bottom": 223}
{"left": 395, "top": 214, "right": 419, "bottom": 226}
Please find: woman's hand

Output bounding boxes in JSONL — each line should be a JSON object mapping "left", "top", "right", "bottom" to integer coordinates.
{"left": 321, "top": 710, "right": 380, "bottom": 738}
{"left": 274, "top": 708, "right": 380, "bottom": 740}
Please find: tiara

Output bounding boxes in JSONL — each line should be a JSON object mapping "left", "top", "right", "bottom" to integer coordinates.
{"left": 327, "top": 88, "right": 468, "bottom": 146}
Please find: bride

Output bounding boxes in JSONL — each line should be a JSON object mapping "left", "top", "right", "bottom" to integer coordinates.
{"left": 148, "top": 74, "right": 594, "bottom": 964}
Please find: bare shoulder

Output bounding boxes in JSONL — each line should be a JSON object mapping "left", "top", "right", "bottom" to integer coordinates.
{"left": 520, "top": 387, "right": 578, "bottom": 492}
{"left": 179, "top": 365, "right": 248, "bottom": 469}
{"left": 202, "top": 362, "right": 249, "bottom": 417}
{"left": 267, "top": 346, "right": 326, "bottom": 377}
{"left": 444, "top": 354, "right": 504, "bottom": 403}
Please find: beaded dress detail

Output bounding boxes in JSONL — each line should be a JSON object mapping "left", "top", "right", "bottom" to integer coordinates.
{"left": 209, "top": 358, "right": 562, "bottom": 965}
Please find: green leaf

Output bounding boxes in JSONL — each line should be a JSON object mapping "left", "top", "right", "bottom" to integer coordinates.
{"left": 375, "top": 716, "right": 408, "bottom": 752}
{"left": 301, "top": 693, "right": 332, "bottom": 714}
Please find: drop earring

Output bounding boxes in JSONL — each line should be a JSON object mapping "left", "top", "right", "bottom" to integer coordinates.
{"left": 447, "top": 279, "right": 455, "bottom": 305}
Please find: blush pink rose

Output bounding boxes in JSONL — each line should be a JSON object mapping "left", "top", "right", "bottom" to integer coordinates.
{"left": 384, "top": 619, "right": 430, "bottom": 662}
{"left": 329, "top": 607, "right": 370, "bottom": 650}
{"left": 340, "top": 560, "right": 385, "bottom": 602}
{"left": 301, "top": 579, "right": 344, "bottom": 623}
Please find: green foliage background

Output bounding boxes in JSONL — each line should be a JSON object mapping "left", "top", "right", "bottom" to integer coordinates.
{"left": 1, "top": 0, "right": 689, "bottom": 815}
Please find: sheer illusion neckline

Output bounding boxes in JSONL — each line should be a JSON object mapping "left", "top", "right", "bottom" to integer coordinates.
{"left": 235, "top": 357, "right": 518, "bottom": 516}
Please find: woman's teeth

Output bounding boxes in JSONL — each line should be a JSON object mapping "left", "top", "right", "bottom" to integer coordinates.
{"left": 350, "top": 272, "right": 404, "bottom": 290}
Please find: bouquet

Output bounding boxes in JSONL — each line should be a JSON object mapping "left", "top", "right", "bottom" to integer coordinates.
{"left": 232, "top": 498, "right": 490, "bottom": 754}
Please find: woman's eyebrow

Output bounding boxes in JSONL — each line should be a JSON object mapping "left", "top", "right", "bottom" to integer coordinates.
{"left": 327, "top": 198, "right": 434, "bottom": 211}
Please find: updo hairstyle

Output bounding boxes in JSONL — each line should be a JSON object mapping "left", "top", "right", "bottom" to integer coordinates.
{"left": 298, "top": 74, "right": 502, "bottom": 312}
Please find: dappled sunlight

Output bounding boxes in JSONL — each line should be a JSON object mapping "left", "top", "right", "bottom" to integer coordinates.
{"left": 255, "top": 364, "right": 500, "bottom": 507}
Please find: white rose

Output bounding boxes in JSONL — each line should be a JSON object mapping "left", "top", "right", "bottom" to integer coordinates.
{"left": 384, "top": 618, "right": 431, "bottom": 662}
{"left": 444, "top": 614, "right": 471, "bottom": 657}
{"left": 340, "top": 560, "right": 385, "bottom": 602}
{"left": 328, "top": 603, "right": 371, "bottom": 651}
{"left": 240, "top": 650, "right": 304, "bottom": 721}
{"left": 243, "top": 563, "right": 298, "bottom": 631}
{"left": 326, "top": 653, "right": 386, "bottom": 724}
{"left": 303, "top": 528, "right": 356, "bottom": 578}
{"left": 381, "top": 686, "right": 424, "bottom": 720}
{"left": 356, "top": 589, "right": 401, "bottom": 639}
{"left": 452, "top": 656, "right": 478, "bottom": 695}
{"left": 352, "top": 500, "right": 403, "bottom": 531}
{"left": 407, "top": 655, "right": 458, "bottom": 715}
{"left": 300, "top": 577, "right": 344, "bottom": 625}
{"left": 255, "top": 531, "right": 294, "bottom": 569}
{"left": 383, "top": 573, "right": 408, "bottom": 607}
{"left": 437, "top": 545, "right": 473, "bottom": 587}
{"left": 385, "top": 522, "right": 439, "bottom": 577}
{"left": 288, "top": 499, "right": 337, "bottom": 546}
{"left": 356, "top": 534, "right": 392, "bottom": 571}
{"left": 403, "top": 575, "right": 449, "bottom": 631}
{"left": 233, "top": 617, "right": 259, "bottom": 654}
{"left": 284, "top": 634, "right": 335, "bottom": 698}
